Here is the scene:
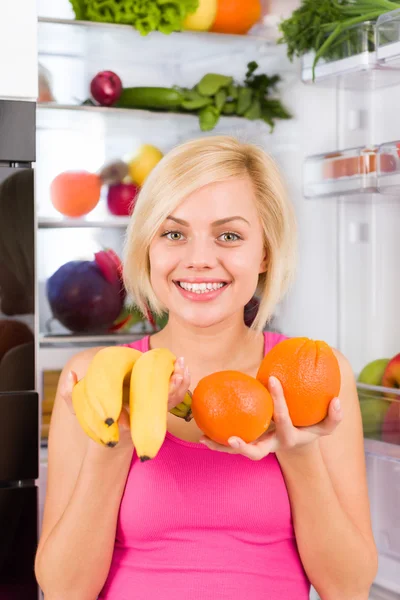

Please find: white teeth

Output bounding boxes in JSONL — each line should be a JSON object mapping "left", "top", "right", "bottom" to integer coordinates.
{"left": 178, "top": 281, "right": 225, "bottom": 294}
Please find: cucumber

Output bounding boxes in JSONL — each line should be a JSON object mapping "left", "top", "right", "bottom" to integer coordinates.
{"left": 116, "top": 87, "right": 184, "bottom": 110}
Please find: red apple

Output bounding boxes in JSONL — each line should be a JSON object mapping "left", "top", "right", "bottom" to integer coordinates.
{"left": 382, "top": 353, "right": 400, "bottom": 399}
{"left": 381, "top": 400, "right": 400, "bottom": 445}
{"left": 90, "top": 71, "right": 122, "bottom": 107}
{"left": 107, "top": 182, "right": 139, "bottom": 216}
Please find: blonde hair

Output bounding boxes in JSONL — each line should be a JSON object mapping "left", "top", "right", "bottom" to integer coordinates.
{"left": 123, "top": 135, "right": 297, "bottom": 331}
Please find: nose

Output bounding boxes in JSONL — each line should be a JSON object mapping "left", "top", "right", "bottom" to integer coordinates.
{"left": 184, "top": 237, "right": 217, "bottom": 270}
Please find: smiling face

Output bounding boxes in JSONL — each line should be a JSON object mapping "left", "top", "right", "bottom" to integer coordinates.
{"left": 148, "top": 176, "right": 267, "bottom": 329}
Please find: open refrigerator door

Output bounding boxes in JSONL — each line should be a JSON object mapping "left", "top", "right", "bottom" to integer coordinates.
{"left": 36, "top": 0, "right": 400, "bottom": 597}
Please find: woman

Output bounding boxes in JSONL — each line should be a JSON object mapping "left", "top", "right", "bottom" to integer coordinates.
{"left": 35, "top": 136, "right": 377, "bottom": 600}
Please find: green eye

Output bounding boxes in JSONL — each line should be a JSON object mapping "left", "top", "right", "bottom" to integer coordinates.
{"left": 220, "top": 232, "right": 240, "bottom": 242}
{"left": 163, "top": 231, "right": 183, "bottom": 241}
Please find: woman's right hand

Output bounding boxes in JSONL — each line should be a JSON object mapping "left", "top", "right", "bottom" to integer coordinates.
{"left": 167, "top": 356, "right": 191, "bottom": 411}
{"left": 59, "top": 356, "right": 191, "bottom": 452}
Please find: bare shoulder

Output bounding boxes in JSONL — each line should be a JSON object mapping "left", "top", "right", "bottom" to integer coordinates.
{"left": 331, "top": 347, "right": 357, "bottom": 397}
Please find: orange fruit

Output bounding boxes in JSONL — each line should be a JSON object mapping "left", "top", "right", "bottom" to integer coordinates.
{"left": 210, "top": 0, "right": 262, "bottom": 35}
{"left": 50, "top": 171, "right": 102, "bottom": 217}
{"left": 192, "top": 370, "right": 273, "bottom": 446}
{"left": 257, "top": 337, "right": 341, "bottom": 427}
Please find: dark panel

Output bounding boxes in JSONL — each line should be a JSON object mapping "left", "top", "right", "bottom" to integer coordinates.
{"left": 0, "top": 101, "right": 35, "bottom": 163}
{"left": 0, "top": 166, "right": 35, "bottom": 394}
{"left": 0, "top": 486, "right": 38, "bottom": 599}
{"left": 0, "top": 392, "right": 38, "bottom": 482}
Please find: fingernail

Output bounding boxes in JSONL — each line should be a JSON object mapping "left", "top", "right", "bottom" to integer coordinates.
{"left": 229, "top": 438, "right": 240, "bottom": 448}
{"left": 177, "top": 357, "right": 185, "bottom": 368}
{"left": 333, "top": 398, "right": 341, "bottom": 411}
{"left": 67, "top": 371, "right": 74, "bottom": 384}
{"left": 184, "top": 366, "right": 190, "bottom": 378}
{"left": 269, "top": 376, "right": 277, "bottom": 387}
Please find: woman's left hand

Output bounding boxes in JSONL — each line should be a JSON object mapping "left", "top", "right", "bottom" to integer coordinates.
{"left": 199, "top": 376, "right": 343, "bottom": 460}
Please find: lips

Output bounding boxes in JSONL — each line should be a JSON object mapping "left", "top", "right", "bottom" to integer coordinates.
{"left": 173, "top": 279, "right": 230, "bottom": 302}
{"left": 176, "top": 281, "right": 227, "bottom": 295}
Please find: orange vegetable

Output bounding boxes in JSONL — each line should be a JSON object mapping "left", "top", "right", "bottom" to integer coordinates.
{"left": 210, "top": 0, "right": 262, "bottom": 35}
{"left": 257, "top": 337, "right": 341, "bottom": 427}
{"left": 50, "top": 171, "right": 102, "bottom": 218}
{"left": 192, "top": 370, "right": 273, "bottom": 446}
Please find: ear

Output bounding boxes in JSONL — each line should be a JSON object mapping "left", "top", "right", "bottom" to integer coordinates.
{"left": 259, "top": 250, "right": 268, "bottom": 274}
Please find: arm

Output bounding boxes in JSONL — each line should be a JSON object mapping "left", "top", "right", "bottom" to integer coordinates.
{"left": 35, "top": 347, "right": 134, "bottom": 600}
{"left": 276, "top": 350, "right": 378, "bottom": 600}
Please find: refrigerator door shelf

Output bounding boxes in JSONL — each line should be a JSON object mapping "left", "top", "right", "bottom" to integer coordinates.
{"left": 302, "top": 11, "right": 400, "bottom": 90}
{"left": 304, "top": 142, "right": 400, "bottom": 199}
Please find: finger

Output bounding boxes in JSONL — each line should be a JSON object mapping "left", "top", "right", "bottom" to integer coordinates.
{"left": 302, "top": 397, "right": 343, "bottom": 437}
{"left": 168, "top": 373, "right": 183, "bottom": 395}
{"left": 61, "top": 371, "right": 77, "bottom": 415}
{"left": 200, "top": 436, "right": 241, "bottom": 455}
{"left": 227, "top": 432, "right": 276, "bottom": 460}
{"left": 268, "top": 376, "right": 295, "bottom": 443}
{"left": 174, "top": 356, "right": 185, "bottom": 377}
{"left": 118, "top": 406, "right": 130, "bottom": 430}
{"left": 176, "top": 366, "right": 191, "bottom": 402}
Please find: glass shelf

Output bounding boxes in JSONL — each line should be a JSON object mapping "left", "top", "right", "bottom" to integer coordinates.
{"left": 36, "top": 101, "right": 266, "bottom": 134}
{"left": 37, "top": 16, "right": 281, "bottom": 70}
{"left": 39, "top": 331, "right": 146, "bottom": 347}
{"left": 304, "top": 144, "right": 399, "bottom": 199}
{"left": 301, "top": 13, "right": 400, "bottom": 89}
{"left": 38, "top": 215, "right": 131, "bottom": 228}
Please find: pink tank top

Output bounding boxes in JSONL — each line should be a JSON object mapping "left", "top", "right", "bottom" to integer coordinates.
{"left": 99, "top": 331, "right": 310, "bottom": 599}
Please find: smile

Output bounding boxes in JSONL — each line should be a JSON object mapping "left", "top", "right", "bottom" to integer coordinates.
{"left": 173, "top": 280, "right": 230, "bottom": 302}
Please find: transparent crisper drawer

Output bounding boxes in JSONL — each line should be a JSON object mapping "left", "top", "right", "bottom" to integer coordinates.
{"left": 364, "top": 436, "right": 400, "bottom": 594}
{"left": 303, "top": 147, "right": 383, "bottom": 198}
{"left": 357, "top": 384, "right": 400, "bottom": 445}
{"left": 377, "top": 8, "right": 400, "bottom": 65}
{"left": 377, "top": 140, "right": 400, "bottom": 193}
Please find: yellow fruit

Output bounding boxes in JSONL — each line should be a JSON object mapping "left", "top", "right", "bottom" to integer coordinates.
{"left": 128, "top": 144, "right": 163, "bottom": 186}
{"left": 130, "top": 348, "right": 176, "bottom": 461}
{"left": 85, "top": 346, "right": 142, "bottom": 426}
{"left": 183, "top": 0, "right": 218, "bottom": 31}
{"left": 72, "top": 378, "right": 119, "bottom": 447}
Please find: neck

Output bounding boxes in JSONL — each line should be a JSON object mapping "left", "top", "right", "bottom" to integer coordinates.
{"left": 152, "top": 312, "right": 262, "bottom": 373}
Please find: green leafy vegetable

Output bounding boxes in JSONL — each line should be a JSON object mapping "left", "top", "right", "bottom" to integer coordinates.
{"left": 199, "top": 106, "right": 220, "bottom": 131}
{"left": 68, "top": 0, "right": 199, "bottom": 35}
{"left": 196, "top": 74, "right": 233, "bottom": 96}
{"left": 215, "top": 89, "right": 228, "bottom": 111}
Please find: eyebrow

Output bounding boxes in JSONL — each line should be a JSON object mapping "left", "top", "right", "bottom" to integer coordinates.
{"left": 166, "top": 215, "right": 251, "bottom": 227}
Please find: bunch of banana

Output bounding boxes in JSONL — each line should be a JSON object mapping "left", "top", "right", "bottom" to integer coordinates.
{"left": 170, "top": 392, "right": 193, "bottom": 422}
{"left": 72, "top": 346, "right": 193, "bottom": 461}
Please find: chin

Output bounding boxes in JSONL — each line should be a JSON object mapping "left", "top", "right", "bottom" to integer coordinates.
{"left": 174, "top": 305, "right": 236, "bottom": 329}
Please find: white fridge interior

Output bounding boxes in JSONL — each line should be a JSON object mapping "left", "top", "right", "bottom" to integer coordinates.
{"left": 36, "top": 1, "right": 400, "bottom": 597}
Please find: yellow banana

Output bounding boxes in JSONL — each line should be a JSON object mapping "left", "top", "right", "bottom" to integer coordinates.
{"left": 85, "top": 346, "right": 142, "bottom": 426}
{"left": 170, "top": 406, "right": 187, "bottom": 419}
{"left": 130, "top": 347, "right": 176, "bottom": 462}
{"left": 72, "top": 378, "right": 119, "bottom": 447}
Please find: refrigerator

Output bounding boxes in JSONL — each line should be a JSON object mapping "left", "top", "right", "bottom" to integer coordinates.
{"left": 0, "top": 100, "right": 38, "bottom": 598}
{"left": 35, "top": 0, "right": 400, "bottom": 598}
